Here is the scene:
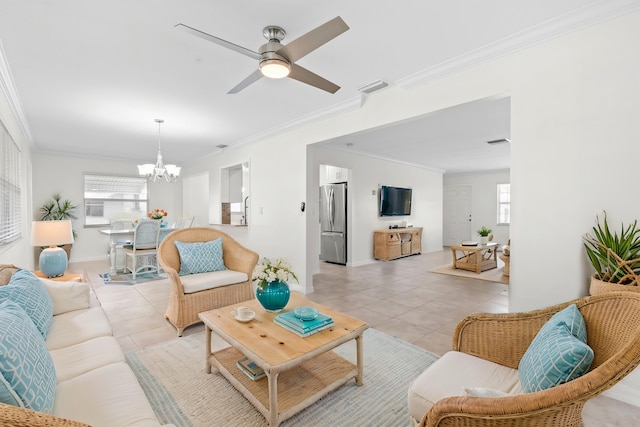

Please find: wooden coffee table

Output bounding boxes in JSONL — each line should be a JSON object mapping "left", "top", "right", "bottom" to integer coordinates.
{"left": 198, "top": 292, "right": 368, "bottom": 426}
{"left": 451, "top": 242, "right": 499, "bottom": 273}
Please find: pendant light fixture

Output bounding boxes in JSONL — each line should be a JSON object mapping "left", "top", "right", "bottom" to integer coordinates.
{"left": 137, "top": 119, "right": 181, "bottom": 182}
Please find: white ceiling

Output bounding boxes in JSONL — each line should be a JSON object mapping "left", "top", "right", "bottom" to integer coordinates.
{"left": 0, "top": 1, "right": 627, "bottom": 173}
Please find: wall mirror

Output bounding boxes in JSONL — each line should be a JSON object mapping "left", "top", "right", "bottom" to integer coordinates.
{"left": 220, "top": 162, "right": 250, "bottom": 225}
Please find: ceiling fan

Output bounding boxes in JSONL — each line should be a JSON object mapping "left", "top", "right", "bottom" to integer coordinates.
{"left": 176, "top": 16, "right": 349, "bottom": 94}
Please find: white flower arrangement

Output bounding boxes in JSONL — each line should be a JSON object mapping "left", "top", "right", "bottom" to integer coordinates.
{"left": 252, "top": 258, "right": 299, "bottom": 290}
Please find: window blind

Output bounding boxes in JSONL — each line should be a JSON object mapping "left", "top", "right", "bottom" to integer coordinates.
{"left": 0, "top": 121, "right": 21, "bottom": 245}
{"left": 84, "top": 174, "right": 148, "bottom": 226}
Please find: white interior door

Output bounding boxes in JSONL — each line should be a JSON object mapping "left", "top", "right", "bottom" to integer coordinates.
{"left": 443, "top": 185, "right": 472, "bottom": 246}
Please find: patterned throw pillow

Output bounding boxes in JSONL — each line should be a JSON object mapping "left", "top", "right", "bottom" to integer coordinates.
{"left": 518, "top": 322, "right": 594, "bottom": 393}
{"left": 175, "top": 238, "right": 227, "bottom": 276}
{"left": 0, "top": 300, "right": 57, "bottom": 413}
{"left": 0, "top": 269, "right": 53, "bottom": 338}
{"left": 542, "top": 304, "right": 587, "bottom": 343}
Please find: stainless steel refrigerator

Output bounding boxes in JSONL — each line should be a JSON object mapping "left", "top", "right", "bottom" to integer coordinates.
{"left": 320, "top": 182, "right": 347, "bottom": 264}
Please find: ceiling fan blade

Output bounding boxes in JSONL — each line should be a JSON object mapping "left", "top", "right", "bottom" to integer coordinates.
{"left": 277, "top": 16, "right": 349, "bottom": 62}
{"left": 175, "top": 23, "right": 261, "bottom": 60}
{"left": 289, "top": 63, "right": 340, "bottom": 94}
{"left": 228, "top": 69, "right": 263, "bottom": 94}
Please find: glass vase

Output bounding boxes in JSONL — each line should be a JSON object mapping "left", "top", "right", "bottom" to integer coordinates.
{"left": 256, "top": 279, "right": 290, "bottom": 312}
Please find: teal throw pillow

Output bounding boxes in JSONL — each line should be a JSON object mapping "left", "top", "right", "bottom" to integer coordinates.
{"left": 0, "top": 300, "right": 57, "bottom": 413}
{"left": 518, "top": 322, "right": 594, "bottom": 393}
{"left": 542, "top": 304, "right": 587, "bottom": 343}
{"left": 175, "top": 238, "right": 227, "bottom": 276}
{"left": 0, "top": 269, "right": 53, "bottom": 338}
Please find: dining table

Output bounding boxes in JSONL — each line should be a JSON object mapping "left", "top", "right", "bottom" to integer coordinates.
{"left": 99, "top": 227, "right": 175, "bottom": 274}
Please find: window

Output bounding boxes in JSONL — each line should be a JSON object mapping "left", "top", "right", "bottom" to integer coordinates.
{"left": 84, "top": 174, "right": 148, "bottom": 227}
{"left": 0, "top": 121, "right": 21, "bottom": 245}
{"left": 497, "top": 183, "right": 511, "bottom": 225}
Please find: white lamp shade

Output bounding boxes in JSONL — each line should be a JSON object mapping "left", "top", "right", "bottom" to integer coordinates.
{"left": 138, "top": 164, "right": 154, "bottom": 176}
{"left": 165, "top": 165, "right": 181, "bottom": 176}
{"left": 31, "top": 220, "right": 74, "bottom": 247}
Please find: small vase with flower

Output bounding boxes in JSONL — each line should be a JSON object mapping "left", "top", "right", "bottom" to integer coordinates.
{"left": 252, "top": 258, "right": 298, "bottom": 312}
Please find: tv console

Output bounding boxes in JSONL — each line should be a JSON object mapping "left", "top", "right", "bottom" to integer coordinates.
{"left": 373, "top": 227, "right": 422, "bottom": 261}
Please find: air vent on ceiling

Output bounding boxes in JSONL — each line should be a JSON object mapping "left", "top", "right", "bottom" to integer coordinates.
{"left": 486, "top": 138, "right": 511, "bottom": 145}
{"left": 358, "top": 80, "right": 389, "bottom": 95}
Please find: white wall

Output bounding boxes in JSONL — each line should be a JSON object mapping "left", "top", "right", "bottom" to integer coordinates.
{"left": 443, "top": 170, "right": 510, "bottom": 245}
{"left": 31, "top": 152, "right": 182, "bottom": 263}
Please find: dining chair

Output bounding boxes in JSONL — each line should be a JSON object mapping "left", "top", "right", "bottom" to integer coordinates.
{"left": 123, "top": 220, "right": 161, "bottom": 279}
{"left": 175, "top": 216, "right": 195, "bottom": 229}
{"left": 110, "top": 220, "right": 132, "bottom": 272}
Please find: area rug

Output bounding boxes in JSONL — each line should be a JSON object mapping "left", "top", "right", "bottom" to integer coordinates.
{"left": 125, "top": 328, "right": 439, "bottom": 427}
{"left": 99, "top": 271, "right": 167, "bottom": 285}
{"left": 430, "top": 260, "right": 509, "bottom": 285}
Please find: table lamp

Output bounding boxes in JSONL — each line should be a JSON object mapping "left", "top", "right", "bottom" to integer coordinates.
{"left": 31, "top": 220, "right": 74, "bottom": 277}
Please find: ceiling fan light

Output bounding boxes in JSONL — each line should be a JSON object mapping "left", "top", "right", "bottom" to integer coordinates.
{"left": 260, "top": 59, "right": 291, "bottom": 79}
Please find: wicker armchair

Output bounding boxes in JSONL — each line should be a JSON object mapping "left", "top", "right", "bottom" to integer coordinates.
{"left": 157, "top": 227, "right": 259, "bottom": 336}
{"left": 417, "top": 291, "right": 640, "bottom": 427}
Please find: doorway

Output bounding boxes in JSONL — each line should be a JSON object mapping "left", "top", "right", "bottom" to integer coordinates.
{"left": 443, "top": 185, "right": 472, "bottom": 246}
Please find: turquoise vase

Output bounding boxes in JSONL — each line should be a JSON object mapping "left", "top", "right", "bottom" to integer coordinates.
{"left": 256, "top": 280, "right": 290, "bottom": 312}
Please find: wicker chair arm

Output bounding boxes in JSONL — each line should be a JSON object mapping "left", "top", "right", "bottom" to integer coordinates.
{"left": 423, "top": 393, "right": 585, "bottom": 427}
{"left": 222, "top": 242, "right": 259, "bottom": 278}
{"left": 453, "top": 300, "right": 577, "bottom": 368}
{"left": 0, "top": 403, "right": 91, "bottom": 427}
{"left": 163, "top": 264, "right": 185, "bottom": 295}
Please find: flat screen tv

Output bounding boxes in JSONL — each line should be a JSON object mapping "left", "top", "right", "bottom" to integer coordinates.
{"left": 379, "top": 185, "right": 412, "bottom": 216}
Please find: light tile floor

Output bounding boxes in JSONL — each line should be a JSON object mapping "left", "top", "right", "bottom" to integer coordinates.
{"left": 72, "top": 249, "right": 508, "bottom": 355}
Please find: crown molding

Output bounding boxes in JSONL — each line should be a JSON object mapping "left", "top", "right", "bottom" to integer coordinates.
{"left": 329, "top": 145, "right": 446, "bottom": 174}
{"left": 0, "top": 39, "right": 32, "bottom": 145}
{"left": 397, "top": 0, "right": 640, "bottom": 89}
{"left": 235, "top": 95, "right": 361, "bottom": 148}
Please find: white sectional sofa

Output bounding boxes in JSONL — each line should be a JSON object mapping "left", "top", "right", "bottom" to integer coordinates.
{"left": 0, "top": 266, "right": 171, "bottom": 427}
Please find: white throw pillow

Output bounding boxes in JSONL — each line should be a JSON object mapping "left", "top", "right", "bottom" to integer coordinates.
{"left": 39, "top": 278, "right": 90, "bottom": 315}
{"left": 463, "top": 387, "right": 510, "bottom": 398}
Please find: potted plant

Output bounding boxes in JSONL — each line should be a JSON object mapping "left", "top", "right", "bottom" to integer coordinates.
{"left": 477, "top": 226, "right": 492, "bottom": 245}
{"left": 39, "top": 193, "right": 78, "bottom": 258}
{"left": 583, "top": 211, "right": 640, "bottom": 294}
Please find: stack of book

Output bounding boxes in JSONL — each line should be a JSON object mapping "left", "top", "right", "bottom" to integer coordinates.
{"left": 236, "top": 356, "right": 266, "bottom": 381}
{"left": 274, "top": 311, "right": 334, "bottom": 337}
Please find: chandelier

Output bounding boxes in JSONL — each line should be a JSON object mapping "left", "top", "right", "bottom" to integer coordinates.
{"left": 137, "top": 119, "right": 181, "bottom": 182}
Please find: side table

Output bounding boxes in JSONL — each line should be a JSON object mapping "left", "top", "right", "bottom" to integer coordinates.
{"left": 33, "top": 271, "right": 83, "bottom": 282}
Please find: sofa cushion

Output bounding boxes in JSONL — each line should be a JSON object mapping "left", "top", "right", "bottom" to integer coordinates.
{"left": 407, "top": 351, "right": 521, "bottom": 422}
{"left": 39, "top": 278, "right": 90, "bottom": 315}
{"left": 0, "top": 300, "right": 57, "bottom": 413}
{"left": 0, "top": 269, "right": 53, "bottom": 337}
{"left": 175, "top": 238, "right": 226, "bottom": 275}
{"left": 518, "top": 322, "right": 594, "bottom": 393}
{"left": 180, "top": 269, "right": 248, "bottom": 294}
{"left": 54, "top": 362, "right": 162, "bottom": 427}
{"left": 463, "top": 387, "right": 510, "bottom": 398}
{"left": 46, "top": 307, "right": 112, "bottom": 351}
{"left": 50, "top": 336, "right": 125, "bottom": 382}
